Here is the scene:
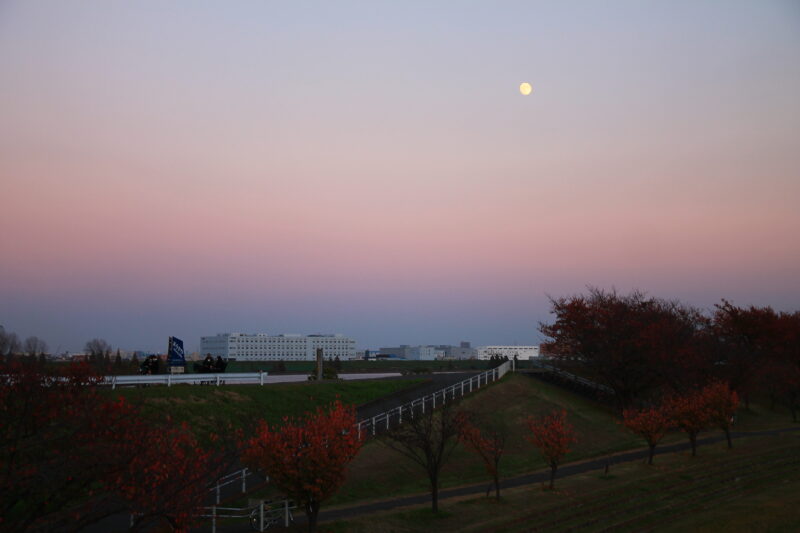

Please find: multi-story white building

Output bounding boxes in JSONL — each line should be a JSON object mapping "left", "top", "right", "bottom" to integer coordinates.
{"left": 200, "top": 333, "right": 356, "bottom": 362}
{"left": 476, "top": 345, "right": 540, "bottom": 360}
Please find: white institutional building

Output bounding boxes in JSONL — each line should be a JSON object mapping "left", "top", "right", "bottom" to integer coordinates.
{"left": 476, "top": 345, "right": 540, "bottom": 360}
{"left": 200, "top": 333, "right": 356, "bottom": 362}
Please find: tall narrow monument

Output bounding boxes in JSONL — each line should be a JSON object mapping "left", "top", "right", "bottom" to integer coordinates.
{"left": 316, "top": 348, "right": 324, "bottom": 380}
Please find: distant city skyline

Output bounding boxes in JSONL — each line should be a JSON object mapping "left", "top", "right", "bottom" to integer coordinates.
{"left": 1, "top": 2, "right": 798, "bottom": 354}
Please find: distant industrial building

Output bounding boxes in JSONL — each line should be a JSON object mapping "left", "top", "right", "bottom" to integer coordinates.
{"left": 435, "top": 341, "right": 477, "bottom": 360}
{"left": 476, "top": 345, "right": 540, "bottom": 360}
{"left": 200, "top": 333, "right": 356, "bottom": 361}
{"left": 378, "top": 345, "right": 445, "bottom": 361}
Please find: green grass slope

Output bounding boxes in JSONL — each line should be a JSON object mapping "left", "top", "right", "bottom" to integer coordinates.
{"left": 326, "top": 432, "right": 800, "bottom": 532}
{"left": 329, "top": 372, "right": 640, "bottom": 506}
{"left": 106, "top": 378, "right": 425, "bottom": 442}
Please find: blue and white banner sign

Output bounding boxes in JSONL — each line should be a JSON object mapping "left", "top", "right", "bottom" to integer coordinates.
{"left": 168, "top": 336, "right": 185, "bottom": 366}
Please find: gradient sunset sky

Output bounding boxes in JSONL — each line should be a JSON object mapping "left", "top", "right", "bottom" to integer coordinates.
{"left": 1, "top": 1, "right": 799, "bottom": 353}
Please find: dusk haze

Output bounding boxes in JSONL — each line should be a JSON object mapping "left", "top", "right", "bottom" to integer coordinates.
{"left": 1, "top": 1, "right": 798, "bottom": 353}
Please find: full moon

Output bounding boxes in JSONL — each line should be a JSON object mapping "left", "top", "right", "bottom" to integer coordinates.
{"left": 519, "top": 82, "right": 532, "bottom": 96}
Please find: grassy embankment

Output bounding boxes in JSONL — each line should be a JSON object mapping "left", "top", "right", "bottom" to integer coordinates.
{"left": 242, "top": 372, "right": 645, "bottom": 506}
{"left": 318, "top": 373, "right": 800, "bottom": 531}
{"left": 327, "top": 431, "right": 800, "bottom": 532}
{"left": 105, "top": 378, "right": 426, "bottom": 443}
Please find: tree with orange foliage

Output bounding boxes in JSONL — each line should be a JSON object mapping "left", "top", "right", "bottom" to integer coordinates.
{"left": 525, "top": 410, "right": 576, "bottom": 489}
{"left": 242, "top": 400, "right": 363, "bottom": 532}
{"left": 458, "top": 414, "right": 507, "bottom": 499}
{"left": 665, "top": 392, "right": 710, "bottom": 457}
{"left": 701, "top": 381, "right": 739, "bottom": 449}
{"left": 622, "top": 405, "right": 670, "bottom": 465}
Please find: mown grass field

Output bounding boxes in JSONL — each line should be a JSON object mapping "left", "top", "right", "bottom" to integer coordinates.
{"left": 104, "top": 378, "right": 426, "bottom": 442}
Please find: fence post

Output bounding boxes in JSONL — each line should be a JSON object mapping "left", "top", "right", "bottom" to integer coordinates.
{"left": 422, "top": 397, "right": 426, "bottom": 414}
{"left": 215, "top": 481, "right": 220, "bottom": 504}
{"left": 130, "top": 514, "right": 134, "bottom": 528}
{"left": 260, "top": 371, "right": 264, "bottom": 386}
{"left": 399, "top": 405, "right": 402, "bottom": 424}
{"left": 112, "top": 377, "right": 117, "bottom": 390}
{"left": 212, "top": 506, "right": 216, "bottom": 533}
{"left": 386, "top": 413, "right": 390, "bottom": 430}
{"left": 284, "top": 499, "right": 290, "bottom": 527}
{"left": 372, "top": 416, "right": 376, "bottom": 436}
{"left": 433, "top": 392, "right": 436, "bottom": 409}
{"left": 167, "top": 374, "right": 171, "bottom": 387}
{"left": 242, "top": 468, "right": 247, "bottom": 493}
{"left": 358, "top": 422, "right": 361, "bottom": 440}
{"left": 216, "top": 374, "right": 220, "bottom": 386}
{"left": 461, "top": 381, "right": 464, "bottom": 397}
{"left": 259, "top": 501, "right": 264, "bottom": 532}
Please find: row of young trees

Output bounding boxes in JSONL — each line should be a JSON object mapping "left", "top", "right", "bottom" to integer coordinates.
{"left": 623, "top": 380, "right": 739, "bottom": 464}
{"left": 540, "top": 288, "right": 800, "bottom": 417}
{"left": 238, "top": 399, "right": 578, "bottom": 531}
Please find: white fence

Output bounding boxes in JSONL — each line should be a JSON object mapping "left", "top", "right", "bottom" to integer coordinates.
{"left": 103, "top": 371, "right": 406, "bottom": 388}
{"left": 104, "top": 372, "right": 269, "bottom": 388}
{"left": 355, "top": 361, "right": 512, "bottom": 438}
{"left": 200, "top": 499, "right": 296, "bottom": 533}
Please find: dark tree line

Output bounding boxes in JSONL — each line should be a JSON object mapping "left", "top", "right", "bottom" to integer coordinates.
{"left": 1, "top": 326, "right": 47, "bottom": 362}
{"left": 540, "top": 288, "right": 800, "bottom": 417}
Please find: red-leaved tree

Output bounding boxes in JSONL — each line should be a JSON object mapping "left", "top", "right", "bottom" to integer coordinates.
{"left": 111, "top": 417, "right": 225, "bottom": 532}
{"left": 0, "top": 359, "right": 222, "bottom": 533}
{"left": 622, "top": 404, "right": 671, "bottom": 465}
{"left": 665, "top": 392, "right": 710, "bottom": 457}
{"left": 701, "top": 381, "right": 739, "bottom": 449}
{"left": 525, "top": 410, "right": 576, "bottom": 489}
{"left": 540, "top": 288, "right": 710, "bottom": 409}
{"left": 242, "top": 400, "right": 363, "bottom": 532}
{"left": 457, "top": 414, "right": 507, "bottom": 499}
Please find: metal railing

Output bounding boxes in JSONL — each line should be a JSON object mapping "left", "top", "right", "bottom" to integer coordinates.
{"left": 530, "top": 358, "right": 614, "bottom": 395}
{"left": 200, "top": 499, "right": 296, "bottom": 532}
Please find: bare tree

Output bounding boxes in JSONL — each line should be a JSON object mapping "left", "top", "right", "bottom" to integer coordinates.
{"left": 3, "top": 331, "right": 21, "bottom": 359}
{"left": 0, "top": 326, "right": 9, "bottom": 358}
{"left": 381, "top": 402, "right": 463, "bottom": 512}
{"left": 23, "top": 336, "right": 48, "bottom": 357}
{"left": 84, "top": 338, "right": 112, "bottom": 357}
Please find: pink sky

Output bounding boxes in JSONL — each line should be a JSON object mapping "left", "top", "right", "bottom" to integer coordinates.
{"left": 1, "top": 1, "right": 798, "bottom": 352}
